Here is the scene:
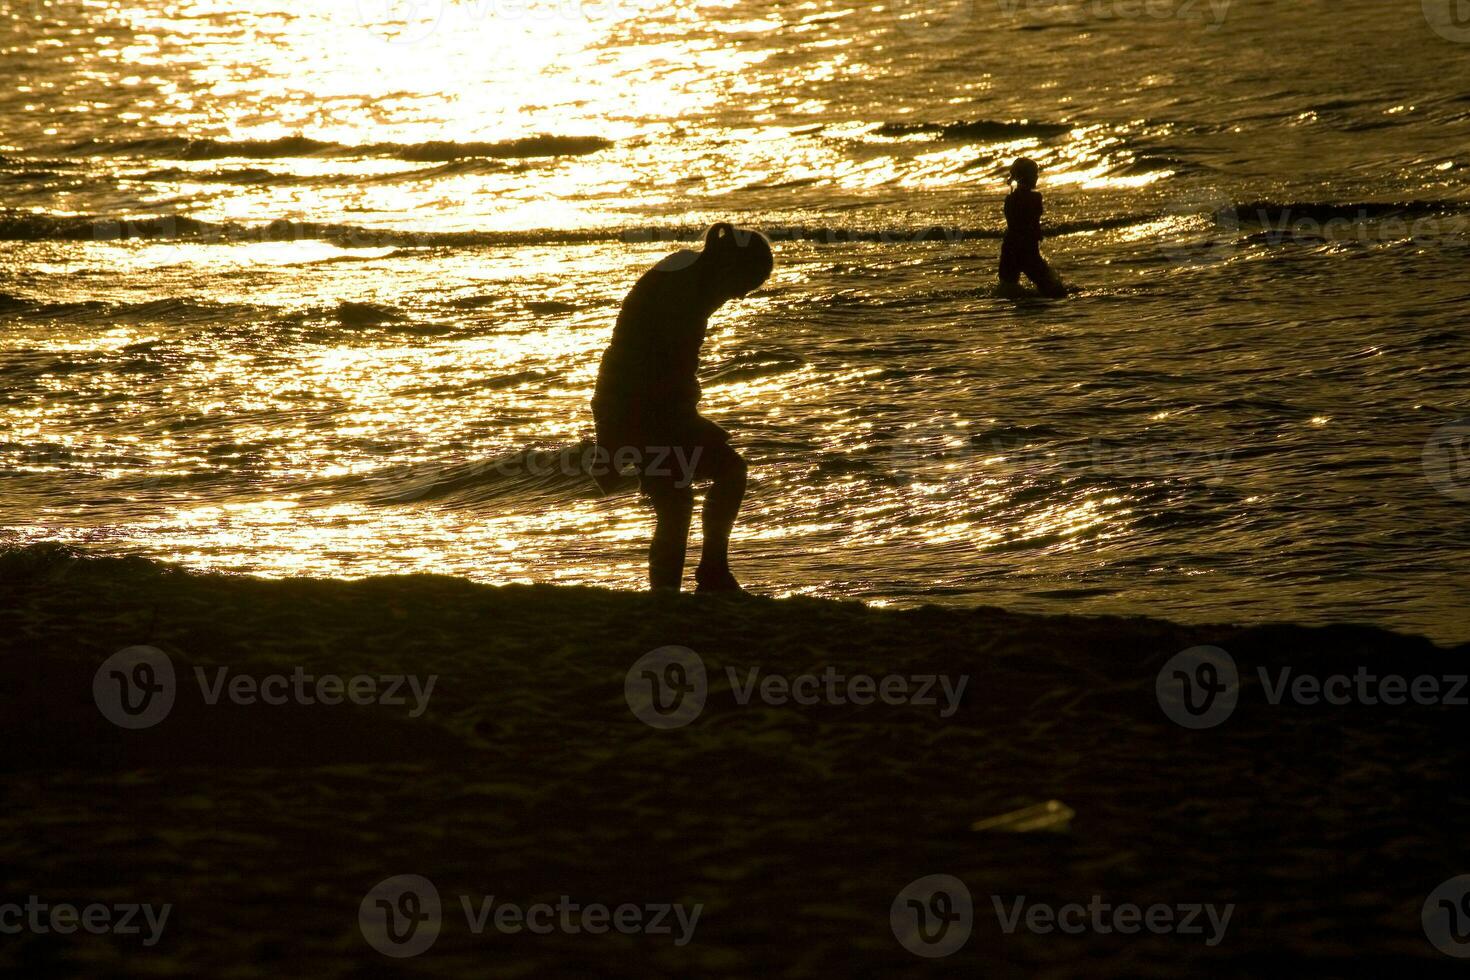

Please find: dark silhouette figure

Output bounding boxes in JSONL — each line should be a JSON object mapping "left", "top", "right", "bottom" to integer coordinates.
{"left": 591, "top": 223, "right": 774, "bottom": 592}
{"left": 999, "top": 157, "right": 1065, "bottom": 297}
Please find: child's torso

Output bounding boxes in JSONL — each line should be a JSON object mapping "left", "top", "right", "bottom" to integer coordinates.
{"left": 1003, "top": 189, "right": 1044, "bottom": 245}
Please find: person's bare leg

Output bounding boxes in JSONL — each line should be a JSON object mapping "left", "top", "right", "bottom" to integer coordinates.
{"left": 695, "top": 448, "right": 747, "bottom": 592}
{"left": 646, "top": 485, "right": 693, "bottom": 590}
{"left": 1025, "top": 255, "right": 1065, "bottom": 297}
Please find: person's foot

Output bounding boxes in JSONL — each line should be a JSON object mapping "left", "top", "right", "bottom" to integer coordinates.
{"left": 694, "top": 565, "right": 744, "bottom": 593}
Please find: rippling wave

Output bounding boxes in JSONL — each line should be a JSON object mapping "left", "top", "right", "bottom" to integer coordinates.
{"left": 63, "top": 134, "right": 615, "bottom": 161}
{"left": 872, "top": 119, "right": 1075, "bottom": 139}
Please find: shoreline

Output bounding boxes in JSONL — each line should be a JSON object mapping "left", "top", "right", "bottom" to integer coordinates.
{"left": 4, "top": 542, "right": 1468, "bottom": 974}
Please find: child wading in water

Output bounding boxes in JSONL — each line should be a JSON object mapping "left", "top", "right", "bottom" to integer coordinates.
{"left": 999, "top": 157, "right": 1066, "bottom": 297}
{"left": 591, "top": 223, "right": 773, "bottom": 593}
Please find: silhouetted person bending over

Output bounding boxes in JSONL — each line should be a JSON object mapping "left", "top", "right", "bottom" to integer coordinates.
{"left": 999, "top": 157, "right": 1065, "bottom": 297}
{"left": 592, "top": 223, "right": 774, "bottom": 592}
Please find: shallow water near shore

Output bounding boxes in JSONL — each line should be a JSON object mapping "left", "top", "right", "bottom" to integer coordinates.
{"left": 3, "top": 0, "right": 1469, "bottom": 642}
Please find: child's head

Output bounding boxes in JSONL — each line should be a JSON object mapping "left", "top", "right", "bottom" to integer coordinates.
{"left": 699, "top": 222, "right": 773, "bottom": 299}
{"left": 1007, "top": 157, "right": 1040, "bottom": 190}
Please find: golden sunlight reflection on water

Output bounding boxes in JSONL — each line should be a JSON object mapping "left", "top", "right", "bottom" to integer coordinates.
{"left": 7, "top": 0, "right": 1469, "bottom": 642}
{"left": 53, "top": 0, "right": 1172, "bottom": 239}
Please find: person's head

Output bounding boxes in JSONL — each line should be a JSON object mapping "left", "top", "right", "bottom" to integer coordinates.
{"left": 1007, "top": 157, "right": 1040, "bottom": 190}
{"left": 697, "top": 222, "right": 773, "bottom": 302}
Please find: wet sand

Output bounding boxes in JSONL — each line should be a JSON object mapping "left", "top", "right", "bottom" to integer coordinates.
{"left": 3, "top": 543, "right": 1467, "bottom": 976}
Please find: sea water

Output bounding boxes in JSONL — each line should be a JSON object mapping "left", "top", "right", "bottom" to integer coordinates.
{"left": 2, "top": 0, "right": 1468, "bottom": 641}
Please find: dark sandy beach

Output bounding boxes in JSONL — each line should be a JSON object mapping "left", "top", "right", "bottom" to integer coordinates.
{"left": 3, "top": 543, "right": 1467, "bottom": 976}
{"left": 6, "top": 0, "right": 1470, "bottom": 975}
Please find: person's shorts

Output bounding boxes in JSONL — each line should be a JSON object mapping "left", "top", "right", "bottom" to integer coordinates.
{"left": 591, "top": 409, "right": 733, "bottom": 496}
{"left": 999, "top": 238, "right": 1051, "bottom": 285}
